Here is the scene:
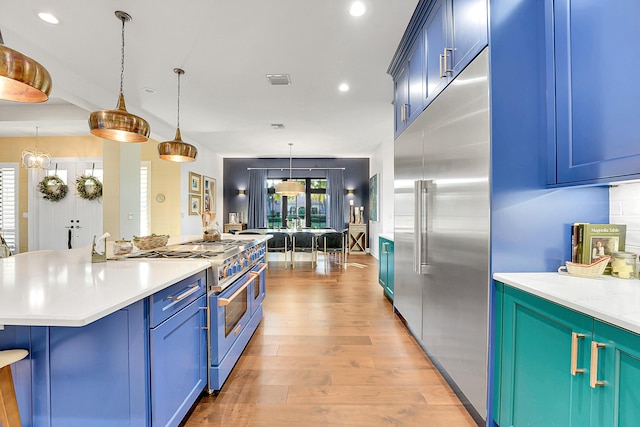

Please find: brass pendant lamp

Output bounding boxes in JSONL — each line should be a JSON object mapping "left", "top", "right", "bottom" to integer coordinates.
{"left": 88, "top": 11, "right": 150, "bottom": 143}
{"left": 276, "top": 143, "right": 305, "bottom": 197}
{"left": 158, "top": 68, "right": 197, "bottom": 162}
{"left": 0, "top": 28, "right": 52, "bottom": 102}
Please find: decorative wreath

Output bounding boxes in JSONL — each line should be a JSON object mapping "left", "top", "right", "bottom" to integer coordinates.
{"left": 76, "top": 175, "right": 103, "bottom": 200}
{"left": 38, "top": 175, "right": 68, "bottom": 202}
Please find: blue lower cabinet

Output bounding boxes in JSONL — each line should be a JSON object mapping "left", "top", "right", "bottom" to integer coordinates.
{"left": 150, "top": 294, "right": 207, "bottom": 427}
{"left": 0, "top": 271, "right": 209, "bottom": 427}
{"left": 495, "top": 282, "right": 640, "bottom": 427}
{"left": 46, "top": 302, "right": 148, "bottom": 427}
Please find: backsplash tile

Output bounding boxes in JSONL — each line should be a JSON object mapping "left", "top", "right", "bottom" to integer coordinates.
{"left": 610, "top": 182, "right": 640, "bottom": 254}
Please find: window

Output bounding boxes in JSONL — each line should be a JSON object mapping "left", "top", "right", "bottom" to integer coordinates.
{"left": 140, "top": 162, "right": 151, "bottom": 236}
{"left": 267, "top": 178, "right": 326, "bottom": 228}
{"left": 0, "top": 164, "right": 18, "bottom": 253}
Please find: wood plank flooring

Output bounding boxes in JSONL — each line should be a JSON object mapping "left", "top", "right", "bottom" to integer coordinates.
{"left": 184, "top": 255, "right": 479, "bottom": 427}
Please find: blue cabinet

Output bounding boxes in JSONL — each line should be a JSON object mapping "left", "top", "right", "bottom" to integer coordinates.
{"left": 394, "top": 34, "right": 424, "bottom": 136}
{"left": 390, "top": 0, "right": 487, "bottom": 139}
{"left": 424, "top": 0, "right": 451, "bottom": 105}
{"left": 495, "top": 282, "right": 640, "bottom": 427}
{"left": 150, "top": 294, "right": 207, "bottom": 427}
{"left": 378, "top": 237, "right": 394, "bottom": 300}
{"left": 449, "top": 0, "right": 487, "bottom": 76}
{"left": 0, "top": 270, "right": 208, "bottom": 427}
{"left": 548, "top": 0, "right": 640, "bottom": 185}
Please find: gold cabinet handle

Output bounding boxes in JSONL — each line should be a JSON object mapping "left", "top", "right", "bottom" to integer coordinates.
{"left": 439, "top": 53, "right": 445, "bottom": 78}
{"left": 570, "top": 332, "right": 585, "bottom": 375}
{"left": 442, "top": 47, "right": 453, "bottom": 76}
{"left": 218, "top": 276, "right": 255, "bottom": 306}
{"left": 168, "top": 285, "right": 200, "bottom": 301}
{"left": 590, "top": 341, "right": 606, "bottom": 388}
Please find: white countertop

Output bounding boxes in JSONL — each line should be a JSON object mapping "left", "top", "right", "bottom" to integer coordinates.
{"left": 0, "top": 247, "right": 210, "bottom": 327}
{"left": 379, "top": 233, "right": 394, "bottom": 241}
{"left": 494, "top": 272, "right": 640, "bottom": 335}
{"left": 0, "top": 235, "right": 271, "bottom": 327}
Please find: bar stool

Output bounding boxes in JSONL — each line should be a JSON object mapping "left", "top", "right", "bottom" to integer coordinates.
{"left": 0, "top": 349, "right": 28, "bottom": 427}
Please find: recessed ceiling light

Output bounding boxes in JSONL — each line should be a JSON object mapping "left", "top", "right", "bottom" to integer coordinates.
{"left": 38, "top": 12, "right": 59, "bottom": 24}
{"left": 339, "top": 83, "right": 350, "bottom": 92}
{"left": 350, "top": 2, "right": 366, "bottom": 17}
{"left": 142, "top": 87, "right": 157, "bottom": 95}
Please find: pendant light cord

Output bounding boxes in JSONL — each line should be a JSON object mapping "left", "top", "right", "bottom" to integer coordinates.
{"left": 119, "top": 16, "right": 126, "bottom": 95}
{"left": 176, "top": 71, "right": 181, "bottom": 129}
{"left": 289, "top": 143, "right": 293, "bottom": 179}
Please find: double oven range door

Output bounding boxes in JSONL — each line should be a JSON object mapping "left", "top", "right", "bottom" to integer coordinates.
{"left": 210, "top": 261, "right": 266, "bottom": 366}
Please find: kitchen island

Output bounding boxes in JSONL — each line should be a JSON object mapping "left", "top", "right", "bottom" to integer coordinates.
{"left": 493, "top": 272, "right": 640, "bottom": 427}
{"left": 0, "top": 235, "right": 268, "bottom": 427}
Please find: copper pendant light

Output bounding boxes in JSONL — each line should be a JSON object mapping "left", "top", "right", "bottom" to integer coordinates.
{"left": 276, "top": 143, "right": 305, "bottom": 197}
{"left": 88, "top": 11, "right": 150, "bottom": 143}
{"left": 158, "top": 68, "right": 197, "bottom": 162}
{"left": 0, "top": 28, "right": 52, "bottom": 102}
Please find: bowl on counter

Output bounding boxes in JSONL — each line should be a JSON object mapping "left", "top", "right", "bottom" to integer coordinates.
{"left": 558, "top": 255, "right": 611, "bottom": 278}
{"left": 132, "top": 234, "right": 169, "bottom": 250}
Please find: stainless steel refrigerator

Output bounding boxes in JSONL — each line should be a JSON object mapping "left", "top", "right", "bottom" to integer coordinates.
{"left": 394, "top": 48, "right": 489, "bottom": 419}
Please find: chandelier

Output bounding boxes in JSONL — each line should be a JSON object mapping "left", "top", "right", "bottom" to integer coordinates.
{"left": 21, "top": 127, "right": 51, "bottom": 169}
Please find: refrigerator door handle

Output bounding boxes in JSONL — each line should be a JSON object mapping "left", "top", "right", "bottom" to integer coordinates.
{"left": 414, "top": 180, "right": 430, "bottom": 275}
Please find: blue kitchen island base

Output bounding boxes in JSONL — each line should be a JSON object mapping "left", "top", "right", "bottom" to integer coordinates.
{"left": 0, "top": 270, "right": 209, "bottom": 427}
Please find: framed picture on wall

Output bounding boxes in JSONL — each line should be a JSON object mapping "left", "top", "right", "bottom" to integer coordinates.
{"left": 369, "top": 174, "right": 378, "bottom": 221}
{"left": 189, "top": 194, "right": 201, "bottom": 215}
{"left": 203, "top": 176, "right": 216, "bottom": 213}
{"left": 189, "top": 172, "right": 201, "bottom": 194}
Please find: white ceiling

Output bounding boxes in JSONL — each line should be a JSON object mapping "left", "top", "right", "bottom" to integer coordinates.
{"left": 0, "top": 0, "right": 418, "bottom": 158}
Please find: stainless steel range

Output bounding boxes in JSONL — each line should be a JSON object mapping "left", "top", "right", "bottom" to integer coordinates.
{"left": 124, "top": 237, "right": 268, "bottom": 393}
{"left": 125, "top": 238, "right": 267, "bottom": 292}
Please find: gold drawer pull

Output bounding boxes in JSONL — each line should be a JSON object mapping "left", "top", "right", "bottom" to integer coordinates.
{"left": 570, "top": 332, "right": 585, "bottom": 375}
{"left": 590, "top": 341, "right": 606, "bottom": 388}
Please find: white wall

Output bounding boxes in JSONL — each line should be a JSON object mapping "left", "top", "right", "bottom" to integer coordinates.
{"left": 369, "top": 136, "right": 395, "bottom": 259}
{"left": 610, "top": 182, "right": 640, "bottom": 254}
{"left": 180, "top": 146, "right": 224, "bottom": 236}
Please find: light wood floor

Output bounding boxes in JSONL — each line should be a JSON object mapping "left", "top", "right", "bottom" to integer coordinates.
{"left": 184, "top": 255, "right": 479, "bottom": 427}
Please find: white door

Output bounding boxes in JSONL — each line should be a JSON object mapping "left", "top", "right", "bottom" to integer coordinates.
{"left": 29, "top": 160, "right": 103, "bottom": 250}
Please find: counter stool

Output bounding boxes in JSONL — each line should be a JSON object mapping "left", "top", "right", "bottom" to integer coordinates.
{"left": 0, "top": 349, "right": 28, "bottom": 427}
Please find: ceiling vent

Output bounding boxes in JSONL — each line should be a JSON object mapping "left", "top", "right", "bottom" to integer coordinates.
{"left": 266, "top": 74, "right": 291, "bottom": 86}
{"left": 271, "top": 123, "right": 285, "bottom": 129}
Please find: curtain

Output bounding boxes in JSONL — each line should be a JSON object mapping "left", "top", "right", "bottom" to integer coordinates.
{"left": 326, "top": 169, "right": 345, "bottom": 231}
{"left": 247, "top": 169, "right": 268, "bottom": 228}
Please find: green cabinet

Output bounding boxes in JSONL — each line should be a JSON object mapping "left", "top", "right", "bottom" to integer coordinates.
{"left": 591, "top": 320, "right": 640, "bottom": 427}
{"left": 378, "top": 237, "right": 394, "bottom": 300}
{"left": 495, "top": 282, "right": 640, "bottom": 427}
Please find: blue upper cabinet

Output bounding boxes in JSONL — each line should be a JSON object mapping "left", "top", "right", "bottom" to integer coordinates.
{"left": 389, "top": 0, "right": 487, "bottom": 139}
{"left": 394, "top": 65, "right": 409, "bottom": 136}
{"left": 450, "top": 0, "right": 487, "bottom": 76}
{"left": 394, "top": 34, "right": 424, "bottom": 137}
{"left": 424, "top": 0, "right": 451, "bottom": 105}
{"left": 549, "top": 0, "right": 640, "bottom": 185}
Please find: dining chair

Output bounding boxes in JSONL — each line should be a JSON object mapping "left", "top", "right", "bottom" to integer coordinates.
{"left": 266, "top": 232, "right": 292, "bottom": 268}
{"left": 291, "top": 232, "right": 316, "bottom": 269}
{"left": 316, "top": 231, "right": 347, "bottom": 272}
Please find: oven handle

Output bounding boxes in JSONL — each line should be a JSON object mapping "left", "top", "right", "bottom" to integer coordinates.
{"left": 168, "top": 285, "right": 201, "bottom": 301}
{"left": 250, "top": 263, "right": 267, "bottom": 277}
{"left": 218, "top": 275, "right": 255, "bottom": 306}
